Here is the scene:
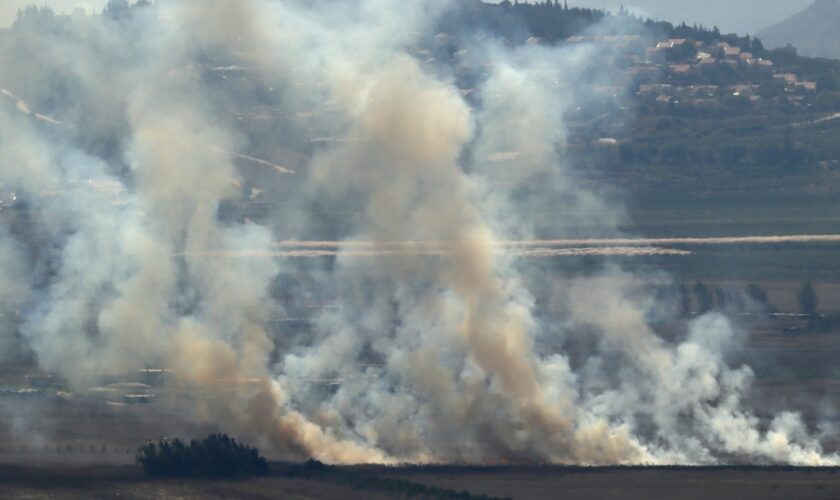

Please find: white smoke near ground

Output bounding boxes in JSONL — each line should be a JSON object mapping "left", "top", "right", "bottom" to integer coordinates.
{"left": 0, "top": 0, "right": 835, "bottom": 466}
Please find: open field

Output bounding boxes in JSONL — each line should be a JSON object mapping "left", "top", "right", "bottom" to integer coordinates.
{"left": 0, "top": 465, "right": 398, "bottom": 500}
{"left": 1, "top": 316, "right": 839, "bottom": 465}
{"left": 4, "top": 190, "right": 840, "bottom": 497}
{"left": 380, "top": 466, "right": 840, "bottom": 500}
{"left": 205, "top": 192, "right": 840, "bottom": 281}
{"left": 528, "top": 191, "right": 840, "bottom": 281}
{"left": 0, "top": 397, "right": 214, "bottom": 466}
{"left": 624, "top": 193, "right": 840, "bottom": 238}
{"left": 1, "top": 464, "right": 840, "bottom": 499}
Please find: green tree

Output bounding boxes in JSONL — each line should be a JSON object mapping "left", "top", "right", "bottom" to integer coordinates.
{"left": 745, "top": 284, "right": 768, "bottom": 304}
{"left": 137, "top": 434, "right": 268, "bottom": 478}
{"left": 714, "top": 287, "right": 727, "bottom": 310}
{"left": 798, "top": 282, "right": 818, "bottom": 316}
{"left": 12, "top": 5, "right": 55, "bottom": 30}
{"left": 103, "top": 0, "right": 130, "bottom": 20}
{"left": 679, "top": 284, "right": 692, "bottom": 316}
{"left": 693, "top": 281, "right": 714, "bottom": 314}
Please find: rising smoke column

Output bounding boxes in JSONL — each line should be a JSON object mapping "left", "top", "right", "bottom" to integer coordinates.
{"left": 0, "top": 0, "right": 836, "bottom": 465}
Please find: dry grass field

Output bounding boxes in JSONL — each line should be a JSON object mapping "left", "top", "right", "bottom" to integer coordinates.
{"left": 380, "top": 467, "right": 840, "bottom": 500}
{"left": 1, "top": 277, "right": 839, "bottom": 499}
{"left": 0, "top": 465, "right": 400, "bottom": 500}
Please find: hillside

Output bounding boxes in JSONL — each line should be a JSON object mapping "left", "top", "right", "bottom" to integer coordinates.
{"left": 757, "top": 0, "right": 840, "bottom": 59}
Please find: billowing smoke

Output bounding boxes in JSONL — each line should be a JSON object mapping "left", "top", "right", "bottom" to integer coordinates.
{"left": 0, "top": 0, "right": 835, "bottom": 466}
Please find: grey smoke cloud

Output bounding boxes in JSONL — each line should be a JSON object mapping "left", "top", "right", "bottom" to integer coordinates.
{"left": 0, "top": 1, "right": 108, "bottom": 28}
{"left": 0, "top": 0, "right": 836, "bottom": 466}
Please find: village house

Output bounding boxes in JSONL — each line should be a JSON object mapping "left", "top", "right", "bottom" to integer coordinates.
{"left": 774, "top": 73, "right": 798, "bottom": 83}
{"left": 730, "top": 84, "right": 760, "bottom": 96}
{"left": 669, "top": 64, "right": 692, "bottom": 75}
{"left": 638, "top": 83, "right": 673, "bottom": 95}
{"left": 656, "top": 38, "right": 687, "bottom": 50}
{"left": 645, "top": 47, "right": 665, "bottom": 64}
{"left": 626, "top": 34, "right": 818, "bottom": 109}
{"left": 723, "top": 46, "right": 741, "bottom": 59}
{"left": 795, "top": 81, "right": 818, "bottom": 92}
{"left": 755, "top": 58, "right": 774, "bottom": 69}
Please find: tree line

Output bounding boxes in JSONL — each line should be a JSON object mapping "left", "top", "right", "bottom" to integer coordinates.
{"left": 137, "top": 434, "right": 268, "bottom": 478}
{"left": 685, "top": 281, "right": 840, "bottom": 333}
{"left": 682, "top": 282, "right": 772, "bottom": 316}
{"left": 136, "top": 438, "right": 509, "bottom": 499}
{"left": 685, "top": 281, "right": 825, "bottom": 316}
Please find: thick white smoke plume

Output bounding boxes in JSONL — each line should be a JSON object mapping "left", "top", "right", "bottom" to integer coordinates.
{"left": 0, "top": 0, "right": 835, "bottom": 465}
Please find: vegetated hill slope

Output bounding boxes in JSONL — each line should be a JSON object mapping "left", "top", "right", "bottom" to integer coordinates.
{"left": 758, "top": 0, "right": 840, "bottom": 58}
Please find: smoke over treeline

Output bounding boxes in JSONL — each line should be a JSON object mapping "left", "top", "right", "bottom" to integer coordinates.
{"left": 0, "top": 0, "right": 835, "bottom": 466}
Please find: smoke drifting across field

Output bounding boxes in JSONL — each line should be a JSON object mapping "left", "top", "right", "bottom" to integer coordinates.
{"left": 0, "top": 0, "right": 835, "bottom": 465}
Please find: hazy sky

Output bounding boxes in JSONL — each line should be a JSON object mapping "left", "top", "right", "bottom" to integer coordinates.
{"left": 0, "top": 0, "right": 817, "bottom": 34}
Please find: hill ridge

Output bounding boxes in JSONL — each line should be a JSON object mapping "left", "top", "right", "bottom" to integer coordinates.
{"left": 758, "top": 0, "right": 840, "bottom": 59}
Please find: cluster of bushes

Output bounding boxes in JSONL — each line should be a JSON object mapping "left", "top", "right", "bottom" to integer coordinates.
{"left": 285, "top": 460, "right": 510, "bottom": 500}
{"left": 681, "top": 282, "right": 772, "bottom": 316}
{"left": 795, "top": 282, "right": 840, "bottom": 332}
{"left": 687, "top": 281, "right": 840, "bottom": 334}
{"left": 137, "top": 434, "right": 268, "bottom": 478}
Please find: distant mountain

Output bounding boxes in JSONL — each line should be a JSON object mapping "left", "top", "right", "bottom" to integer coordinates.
{"left": 757, "top": 0, "right": 840, "bottom": 59}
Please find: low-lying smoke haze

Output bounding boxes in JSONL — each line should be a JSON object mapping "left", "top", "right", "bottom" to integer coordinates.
{"left": 0, "top": 0, "right": 837, "bottom": 466}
